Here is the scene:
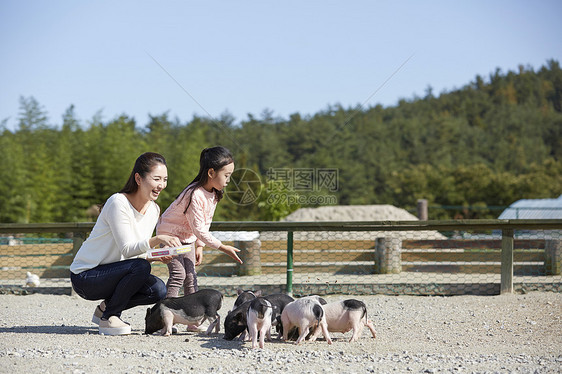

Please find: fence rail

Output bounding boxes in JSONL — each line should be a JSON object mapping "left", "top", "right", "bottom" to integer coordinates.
{"left": 1, "top": 220, "right": 561, "bottom": 296}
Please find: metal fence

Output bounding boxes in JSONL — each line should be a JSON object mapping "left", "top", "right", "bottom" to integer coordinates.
{"left": 1, "top": 220, "right": 560, "bottom": 296}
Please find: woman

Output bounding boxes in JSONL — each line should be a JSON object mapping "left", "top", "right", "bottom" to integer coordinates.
{"left": 70, "top": 152, "right": 182, "bottom": 335}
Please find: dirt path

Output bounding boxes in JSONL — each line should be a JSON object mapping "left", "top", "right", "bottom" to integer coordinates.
{"left": 0, "top": 292, "right": 560, "bottom": 373}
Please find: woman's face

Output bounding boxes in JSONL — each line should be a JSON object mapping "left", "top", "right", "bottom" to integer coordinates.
{"left": 208, "top": 162, "right": 234, "bottom": 191}
{"left": 136, "top": 163, "right": 168, "bottom": 201}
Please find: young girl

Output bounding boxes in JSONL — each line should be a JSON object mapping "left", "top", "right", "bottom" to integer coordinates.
{"left": 156, "top": 146, "right": 243, "bottom": 298}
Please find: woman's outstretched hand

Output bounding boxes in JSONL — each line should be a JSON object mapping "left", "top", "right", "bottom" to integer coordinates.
{"left": 219, "top": 244, "right": 243, "bottom": 264}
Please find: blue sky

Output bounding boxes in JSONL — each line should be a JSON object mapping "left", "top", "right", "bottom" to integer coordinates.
{"left": 1, "top": 0, "right": 561, "bottom": 131}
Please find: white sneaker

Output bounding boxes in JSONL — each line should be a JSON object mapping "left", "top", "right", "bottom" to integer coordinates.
{"left": 99, "top": 316, "right": 131, "bottom": 336}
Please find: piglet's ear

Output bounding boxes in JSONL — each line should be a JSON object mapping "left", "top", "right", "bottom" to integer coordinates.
{"left": 254, "top": 290, "right": 262, "bottom": 297}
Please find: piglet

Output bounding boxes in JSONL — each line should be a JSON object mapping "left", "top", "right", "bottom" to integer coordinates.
{"left": 224, "top": 293, "right": 294, "bottom": 341}
{"left": 263, "top": 293, "right": 294, "bottom": 338}
{"left": 145, "top": 288, "right": 223, "bottom": 336}
{"left": 309, "top": 299, "right": 376, "bottom": 342}
{"left": 223, "top": 300, "right": 251, "bottom": 340}
{"left": 222, "top": 289, "right": 260, "bottom": 341}
{"left": 232, "top": 289, "right": 261, "bottom": 311}
{"left": 246, "top": 297, "right": 273, "bottom": 349}
{"left": 281, "top": 296, "right": 332, "bottom": 345}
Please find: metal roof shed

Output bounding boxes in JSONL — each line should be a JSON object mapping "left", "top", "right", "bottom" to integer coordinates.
{"left": 498, "top": 195, "right": 562, "bottom": 219}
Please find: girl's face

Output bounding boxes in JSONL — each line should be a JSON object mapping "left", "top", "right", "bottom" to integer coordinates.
{"left": 135, "top": 163, "right": 168, "bottom": 201}
{"left": 208, "top": 162, "right": 234, "bottom": 191}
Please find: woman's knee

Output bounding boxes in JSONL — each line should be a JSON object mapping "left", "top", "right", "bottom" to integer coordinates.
{"left": 151, "top": 276, "right": 167, "bottom": 301}
{"left": 135, "top": 259, "right": 152, "bottom": 274}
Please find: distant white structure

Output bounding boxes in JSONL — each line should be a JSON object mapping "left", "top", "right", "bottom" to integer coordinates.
{"left": 212, "top": 231, "right": 260, "bottom": 242}
{"left": 283, "top": 204, "right": 419, "bottom": 222}
{"left": 260, "top": 205, "right": 445, "bottom": 241}
{"left": 498, "top": 195, "right": 562, "bottom": 219}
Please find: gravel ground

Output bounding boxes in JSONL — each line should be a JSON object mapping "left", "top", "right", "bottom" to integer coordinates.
{"left": 0, "top": 291, "right": 560, "bottom": 374}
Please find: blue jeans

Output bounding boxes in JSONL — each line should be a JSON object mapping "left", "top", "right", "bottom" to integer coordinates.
{"left": 70, "top": 258, "right": 166, "bottom": 319}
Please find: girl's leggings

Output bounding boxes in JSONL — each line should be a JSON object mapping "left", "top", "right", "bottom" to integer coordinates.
{"left": 166, "top": 249, "right": 198, "bottom": 298}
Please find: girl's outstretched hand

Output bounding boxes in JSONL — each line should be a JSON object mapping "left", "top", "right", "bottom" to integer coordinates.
{"left": 219, "top": 244, "right": 243, "bottom": 264}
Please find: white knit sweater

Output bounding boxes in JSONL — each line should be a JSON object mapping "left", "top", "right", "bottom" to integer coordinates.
{"left": 70, "top": 193, "right": 159, "bottom": 274}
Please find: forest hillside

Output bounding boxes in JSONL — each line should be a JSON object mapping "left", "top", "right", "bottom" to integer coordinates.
{"left": 1, "top": 60, "right": 561, "bottom": 223}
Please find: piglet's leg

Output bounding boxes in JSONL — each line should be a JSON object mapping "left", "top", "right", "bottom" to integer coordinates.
{"left": 248, "top": 324, "right": 259, "bottom": 349}
{"left": 295, "top": 326, "right": 310, "bottom": 345}
{"left": 214, "top": 315, "right": 221, "bottom": 334}
{"left": 320, "top": 320, "right": 332, "bottom": 345}
{"left": 349, "top": 322, "right": 364, "bottom": 342}
{"left": 205, "top": 316, "right": 217, "bottom": 335}
{"left": 365, "top": 319, "right": 377, "bottom": 338}
{"left": 259, "top": 325, "right": 268, "bottom": 349}
{"left": 161, "top": 310, "right": 175, "bottom": 336}
{"left": 308, "top": 326, "right": 319, "bottom": 342}
{"left": 281, "top": 319, "right": 291, "bottom": 342}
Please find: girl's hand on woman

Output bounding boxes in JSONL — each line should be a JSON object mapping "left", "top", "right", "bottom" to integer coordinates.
{"left": 219, "top": 244, "right": 243, "bottom": 264}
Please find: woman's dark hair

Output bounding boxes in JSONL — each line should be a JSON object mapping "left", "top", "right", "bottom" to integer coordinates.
{"left": 100, "top": 152, "right": 167, "bottom": 211}
{"left": 120, "top": 152, "right": 168, "bottom": 194}
{"left": 178, "top": 146, "right": 234, "bottom": 213}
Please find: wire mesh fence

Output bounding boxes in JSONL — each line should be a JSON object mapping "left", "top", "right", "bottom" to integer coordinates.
{"left": 0, "top": 220, "right": 560, "bottom": 296}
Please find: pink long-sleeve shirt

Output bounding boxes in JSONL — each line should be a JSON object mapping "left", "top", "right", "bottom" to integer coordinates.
{"left": 156, "top": 186, "right": 222, "bottom": 249}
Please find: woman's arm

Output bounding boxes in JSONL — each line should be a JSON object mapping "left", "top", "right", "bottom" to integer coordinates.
{"left": 106, "top": 196, "right": 182, "bottom": 257}
{"left": 148, "top": 235, "right": 182, "bottom": 249}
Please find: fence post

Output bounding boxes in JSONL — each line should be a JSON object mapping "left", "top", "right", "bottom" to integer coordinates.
{"left": 500, "top": 229, "right": 514, "bottom": 294}
{"left": 375, "top": 237, "right": 401, "bottom": 274}
{"left": 545, "top": 239, "right": 561, "bottom": 275}
{"left": 72, "top": 231, "right": 86, "bottom": 256}
{"left": 236, "top": 239, "right": 262, "bottom": 276}
{"left": 417, "top": 199, "right": 428, "bottom": 220}
{"left": 71, "top": 231, "right": 86, "bottom": 296}
{"left": 286, "top": 231, "right": 293, "bottom": 296}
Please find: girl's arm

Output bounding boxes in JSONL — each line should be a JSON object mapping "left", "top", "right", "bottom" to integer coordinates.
{"left": 186, "top": 196, "right": 222, "bottom": 249}
{"left": 186, "top": 193, "right": 243, "bottom": 264}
